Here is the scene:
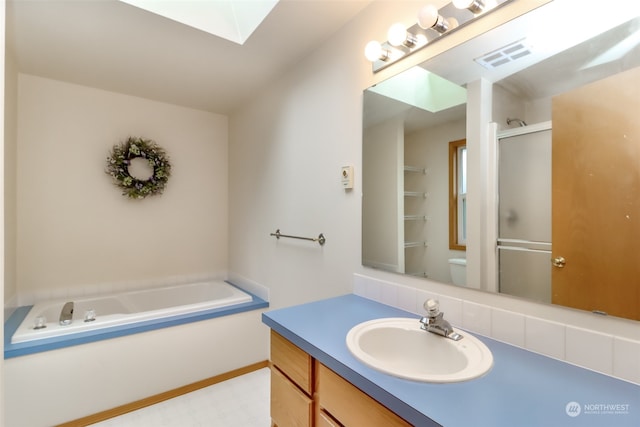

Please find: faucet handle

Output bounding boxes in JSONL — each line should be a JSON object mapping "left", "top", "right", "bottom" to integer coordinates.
{"left": 423, "top": 299, "right": 440, "bottom": 316}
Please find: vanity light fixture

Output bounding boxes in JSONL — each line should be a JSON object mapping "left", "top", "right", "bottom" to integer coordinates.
{"left": 364, "top": 40, "right": 390, "bottom": 62}
{"left": 452, "top": 0, "right": 486, "bottom": 14}
{"left": 417, "top": 5, "right": 453, "bottom": 34}
{"left": 388, "top": 22, "right": 420, "bottom": 48}
{"left": 365, "top": 0, "right": 510, "bottom": 72}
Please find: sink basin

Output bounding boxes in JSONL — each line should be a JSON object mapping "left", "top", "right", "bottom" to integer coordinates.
{"left": 346, "top": 318, "right": 493, "bottom": 383}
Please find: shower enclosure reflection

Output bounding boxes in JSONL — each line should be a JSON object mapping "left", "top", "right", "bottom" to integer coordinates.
{"left": 497, "top": 124, "right": 551, "bottom": 303}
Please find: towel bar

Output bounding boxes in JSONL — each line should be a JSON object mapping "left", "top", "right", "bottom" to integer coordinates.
{"left": 270, "top": 229, "right": 326, "bottom": 246}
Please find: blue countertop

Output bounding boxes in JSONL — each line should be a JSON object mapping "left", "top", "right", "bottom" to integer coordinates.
{"left": 262, "top": 294, "right": 640, "bottom": 427}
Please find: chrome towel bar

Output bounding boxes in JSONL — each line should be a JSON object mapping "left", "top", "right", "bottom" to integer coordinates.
{"left": 270, "top": 229, "right": 326, "bottom": 246}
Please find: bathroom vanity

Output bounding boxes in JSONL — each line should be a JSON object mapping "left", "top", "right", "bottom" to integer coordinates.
{"left": 270, "top": 329, "right": 410, "bottom": 426}
{"left": 263, "top": 295, "right": 640, "bottom": 427}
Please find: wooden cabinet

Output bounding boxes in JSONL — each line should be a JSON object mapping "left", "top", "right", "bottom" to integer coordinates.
{"left": 269, "top": 330, "right": 412, "bottom": 427}
{"left": 315, "top": 410, "right": 342, "bottom": 427}
{"left": 270, "top": 330, "right": 313, "bottom": 394}
{"left": 271, "top": 365, "right": 312, "bottom": 427}
{"left": 316, "top": 362, "right": 411, "bottom": 427}
{"left": 270, "top": 330, "right": 313, "bottom": 427}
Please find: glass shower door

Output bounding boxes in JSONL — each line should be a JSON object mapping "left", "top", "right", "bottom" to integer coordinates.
{"left": 497, "top": 125, "right": 552, "bottom": 303}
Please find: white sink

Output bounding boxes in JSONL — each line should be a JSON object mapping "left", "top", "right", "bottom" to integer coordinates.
{"left": 346, "top": 317, "right": 493, "bottom": 383}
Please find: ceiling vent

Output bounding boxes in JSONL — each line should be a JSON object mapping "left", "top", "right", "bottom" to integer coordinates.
{"left": 474, "top": 39, "right": 532, "bottom": 69}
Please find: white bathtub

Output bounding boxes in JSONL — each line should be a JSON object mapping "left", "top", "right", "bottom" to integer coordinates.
{"left": 11, "top": 280, "right": 252, "bottom": 344}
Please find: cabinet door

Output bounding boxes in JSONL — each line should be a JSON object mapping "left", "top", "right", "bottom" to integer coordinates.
{"left": 271, "top": 366, "right": 312, "bottom": 427}
{"left": 316, "top": 409, "right": 343, "bottom": 427}
{"left": 271, "top": 330, "right": 313, "bottom": 394}
{"left": 317, "top": 363, "right": 411, "bottom": 427}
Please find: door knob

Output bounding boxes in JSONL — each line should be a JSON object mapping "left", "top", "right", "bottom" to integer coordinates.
{"left": 551, "top": 256, "right": 566, "bottom": 268}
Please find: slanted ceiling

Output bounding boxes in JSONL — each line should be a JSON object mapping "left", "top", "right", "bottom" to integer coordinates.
{"left": 6, "top": 0, "right": 372, "bottom": 114}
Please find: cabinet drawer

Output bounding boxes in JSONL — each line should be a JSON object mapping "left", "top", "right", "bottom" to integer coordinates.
{"left": 317, "top": 363, "right": 412, "bottom": 427}
{"left": 316, "top": 409, "right": 343, "bottom": 427}
{"left": 270, "top": 330, "right": 313, "bottom": 394}
{"left": 271, "top": 366, "right": 312, "bottom": 427}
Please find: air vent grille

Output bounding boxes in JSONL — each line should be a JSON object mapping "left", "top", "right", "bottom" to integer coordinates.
{"left": 475, "top": 39, "right": 532, "bottom": 69}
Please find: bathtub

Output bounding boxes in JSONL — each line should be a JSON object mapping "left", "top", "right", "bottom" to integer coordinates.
{"left": 11, "top": 280, "right": 253, "bottom": 344}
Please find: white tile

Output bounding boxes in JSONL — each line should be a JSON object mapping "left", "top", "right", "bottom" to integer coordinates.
{"left": 525, "top": 316, "right": 565, "bottom": 360}
{"left": 491, "top": 308, "right": 525, "bottom": 347}
{"left": 462, "top": 301, "right": 492, "bottom": 336}
{"left": 364, "top": 279, "right": 383, "bottom": 302}
{"left": 353, "top": 275, "right": 367, "bottom": 297}
{"left": 380, "top": 282, "right": 398, "bottom": 307}
{"left": 613, "top": 337, "right": 640, "bottom": 384}
{"left": 566, "top": 326, "right": 613, "bottom": 375}
{"left": 352, "top": 275, "right": 386, "bottom": 302}
{"left": 438, "top": 296, "right": 463, "bottom": 326}
{"left": 396, "top": 285, "right": 418, "bottom": 314}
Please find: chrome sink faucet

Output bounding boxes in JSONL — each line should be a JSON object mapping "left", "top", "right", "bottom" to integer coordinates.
{"left": 59, "top": 301, "right": 74, "bottom": 326}
{"left": 419, "top": 299, "right": 463, "bottom": 341}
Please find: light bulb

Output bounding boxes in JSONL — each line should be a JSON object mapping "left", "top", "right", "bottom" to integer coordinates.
{"left": 452, "top": 0, "right": 485, "bottom": 14}
{"left": 417, "top": 5, "right": 439, "bottom": 29}
{"left": 364, "top": 40, "right": 384, "bottom": 62}
{"left": 484, "top": 0, "right": 497, "bottom": 9}
{"left": 417, "top": 5, "right": 450, "bottom": 34}
{"left": 452, "top": 0, "right": 472, "bottom": 8}
{"left": 388, "top": 23, "right": 409, "bottom": 47}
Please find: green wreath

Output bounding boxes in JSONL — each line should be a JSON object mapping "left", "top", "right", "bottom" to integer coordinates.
{"left": 106, "top": 137, "right": 172, "bottom": 199}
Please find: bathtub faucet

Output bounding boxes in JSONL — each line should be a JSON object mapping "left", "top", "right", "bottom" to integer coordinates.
{"left": 59, "top": 301, "right": 74, "bottom": 325}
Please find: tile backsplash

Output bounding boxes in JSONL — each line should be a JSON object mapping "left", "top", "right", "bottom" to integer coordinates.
{"left": 353, "top": 274, "right": 640, "bottom": 385}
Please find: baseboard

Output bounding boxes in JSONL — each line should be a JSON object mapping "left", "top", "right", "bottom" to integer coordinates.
{"left": 56, "top": 360, "right": 270, "bottom": 427}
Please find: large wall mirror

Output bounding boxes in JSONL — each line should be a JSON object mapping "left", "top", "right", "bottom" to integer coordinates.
{"left": 362, "top": 1, "right": 640, "bottom": 321}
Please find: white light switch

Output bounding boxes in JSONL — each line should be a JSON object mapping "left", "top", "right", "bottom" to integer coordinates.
{"left": 341, "top": 165, "right": 354, "bottom": 189}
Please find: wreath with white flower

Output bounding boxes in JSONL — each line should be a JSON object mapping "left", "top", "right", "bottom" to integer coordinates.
{"left": 106, "top": 137, "right": 172, "bottom": 199}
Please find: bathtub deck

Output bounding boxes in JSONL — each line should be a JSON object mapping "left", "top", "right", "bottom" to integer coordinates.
{"left": 4, "top": 293, "right": 268, "bottom": 359}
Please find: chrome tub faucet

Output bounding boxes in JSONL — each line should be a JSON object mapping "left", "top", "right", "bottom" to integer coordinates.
{"left": 59, "top": 301, "right": 74, "bottom": 325}
{"left": 419, "top": 299, "right": 462, "bottom": 341}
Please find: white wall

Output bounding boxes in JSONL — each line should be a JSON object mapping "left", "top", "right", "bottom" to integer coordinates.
{"left": 227, "top": 0, "right": 554, "bottom": 310}
{"left": 4, "top": 43, "right": 17, "bottom": 317}
{"left": 228, "top": 0, "right": 639, "bottom": 368}
{"left": 15, "top": 75, "right": 229, "bottom": 305}
{"left": 4, "top": 74, "right": 257, "bottom": 427}
{"left": 493, "top": 82, "right": 552, "bottom": 129}
{"left": 363, "top": 117, "right": 404, "bottom": 272}
{"left": 228, "top": 0, "right": 458, "bottom": 311}
{"left": 492, "top": 83, "right": 526, "bottom": 131}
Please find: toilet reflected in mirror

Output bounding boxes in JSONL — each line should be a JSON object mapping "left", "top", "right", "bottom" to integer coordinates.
{"left": 448, "top": 258, "right": 466, "bottom": 287}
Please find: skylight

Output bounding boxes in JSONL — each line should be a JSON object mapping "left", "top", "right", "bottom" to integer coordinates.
{"left": 119, "top": 0, "right": 280, "bottom": 45}
{"left": 369, "top": 67, "right": 467, "bottom": 113}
